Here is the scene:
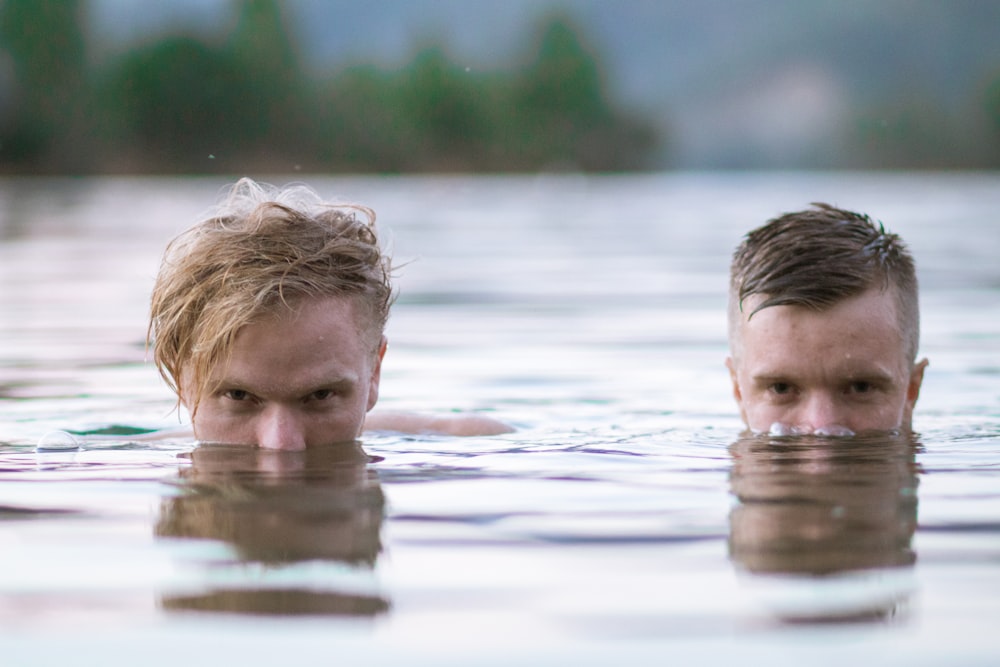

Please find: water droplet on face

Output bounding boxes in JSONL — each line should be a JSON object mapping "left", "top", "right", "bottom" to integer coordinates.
{"left": 36, "top": 430, "right": 81, "bottom": 451}
{"left": 766, "top": 422, "right": 798, "bottom": 437}
{"left": 763, "top": 422, "right": 855, "bottom": 437}
{"left": 813, "top": 425, "right": 855, "bottom": 437}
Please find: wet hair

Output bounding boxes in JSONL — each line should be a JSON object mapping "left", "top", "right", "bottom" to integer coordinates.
{"left": 148, "top": 178, "right": 394, "bottom": 414}
{"left": 728, "top": 203, "right": 919, "bottom": 362}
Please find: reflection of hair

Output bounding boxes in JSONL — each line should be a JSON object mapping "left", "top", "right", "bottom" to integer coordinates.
{"left": 148, "top": 178, "right": 393, "bottom": 414}
{"left": 728, "top": 435, "right": 919, "bottom": 577}
{"left": 729, "top": 203, "right": 919, "bottom": 362}
{"left": 155, "top": 476, "right": 385, "bottom": 566}
{"left": 157, "top": 481, "right": 390, "bottom": 617}
{"left": 155, "top": 444, "right": 389, "bottom": 617}
{"left": 161, "top": 589, "right": 389, "bottom": 617}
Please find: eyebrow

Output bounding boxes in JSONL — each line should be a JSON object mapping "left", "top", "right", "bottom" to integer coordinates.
{"left": 211, "top": 375, "right": 358, "bottom": 397}
{"left": 750, "top": 369, "right": 897, "bottom": 386}
{"left": 749, "top": 374, "right": 795, "bottom": 388}
{"left": 841, "top": 370, "right": 898, "bottom": 387}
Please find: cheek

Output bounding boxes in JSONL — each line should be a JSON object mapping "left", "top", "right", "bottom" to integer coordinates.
{"left": 737, "top": 392, "right": 781, "bottom": 427}
{"left": 190, "top": 408, "right": 231, "bottom": 440}
{"left": 311, "top": 400, "right": 370, "bottom": 436}
{"left": 743, "top": 403, "right": 783, "bottom": 430}
{"left": 190, "top": 400, "right": 260, "bottom": 439}
{"left": 863, "top": 400, "right": 906, "bottom": 431}
{"left": 741, "top": 390, "right": 795, "bottom": 431}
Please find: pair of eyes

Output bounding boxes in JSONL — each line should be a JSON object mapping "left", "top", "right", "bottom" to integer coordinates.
{"left": 769, "top": 380, "right": 878, "bottom": 396}
{"left": 222, "top": 388, "right": 341, "bottom": 402}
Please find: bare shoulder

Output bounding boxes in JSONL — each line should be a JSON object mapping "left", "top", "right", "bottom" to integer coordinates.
{"left": 364, "top": 410, "right": 514, "bottom": 437}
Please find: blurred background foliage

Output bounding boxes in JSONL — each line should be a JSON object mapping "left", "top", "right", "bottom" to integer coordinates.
{"left": 1, "top": 0, "right": 999, "bottom": 174}
{"left": 0, "top": 0, "right": 656, "bottom": 173}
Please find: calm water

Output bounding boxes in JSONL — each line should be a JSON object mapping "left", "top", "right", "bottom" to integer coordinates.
{"left": 1, "top": 173, "right": 999, "bottom": 664}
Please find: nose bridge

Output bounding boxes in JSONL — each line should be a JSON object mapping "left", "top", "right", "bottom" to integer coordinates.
{"left": 257, "top": 404, "right": 307, "bottom": 451}
{"left": 799, "top": 390, "right": 843, "bottom": 431}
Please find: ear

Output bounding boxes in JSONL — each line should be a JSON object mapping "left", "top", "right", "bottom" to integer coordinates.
{"left": 901, "top": 357, "right": 928, "bottom": 429}
{"left": 907, "top": 357, "right": 928, "bottom": 405}
{"left": 725, "top": 356, "right": 742, "bottom": 402}
{"left": 366, "top": 337, "right": 388, "bottom": 412}
{"left": 726, "top": 356, "right": 749, "bottom": 426}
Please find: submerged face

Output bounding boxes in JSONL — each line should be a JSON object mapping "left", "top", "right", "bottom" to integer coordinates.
{"left": 726, "top": 287, "right": 927, "bottom": 436}
{"left": 186, "top": 296, "right": 385, "bottom": 450}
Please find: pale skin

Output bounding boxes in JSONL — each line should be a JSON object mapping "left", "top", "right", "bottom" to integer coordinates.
{"left": 185, "top": 295, "right": 511, "bottom": 450}
{"left": 726, "top": 287, "right": 928, "bottom": 436}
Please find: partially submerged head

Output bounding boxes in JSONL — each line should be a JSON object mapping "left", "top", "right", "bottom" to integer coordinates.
{"left": 149, "top": 178, "right": 394, "bottom": 447}
{"left": 726, "top": 203, "right": 927, "bottom": 435}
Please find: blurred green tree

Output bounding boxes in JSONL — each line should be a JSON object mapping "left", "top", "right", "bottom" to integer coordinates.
{"left": 226, "top": 0, "right": 310, "bottom": 162}
{"left": 394, "top": 46, "right": 497, "bottom": 170}
{"left": 509, "top": 15, "right": 658, "bottom": 170}
{"left": 986, "top": 72, "right": 1000, "bottom": 166}
{"left": 0, "top": 0, "right": 92, "bottom": 171}
{"left": 101, "top": 0, "right": 310, "bottom": 172}
{"left": 853, "top": 101, "right": 952, "bottom": 168}
{"left": 313, "top": 65, "right": 408, "bottom": 172}
{"left": 102, "top": 36, "right": 255, "bottom": 170}
{"left": 0, "top": 2, "right": 661, "bottom": 174}
{"left": 310, "top": 17, "right": 659, "bottom": 173}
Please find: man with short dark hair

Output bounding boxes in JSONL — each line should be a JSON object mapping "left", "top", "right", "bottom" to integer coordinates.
{"left": 725, "top": 203, "right": 928, "bottom": 436}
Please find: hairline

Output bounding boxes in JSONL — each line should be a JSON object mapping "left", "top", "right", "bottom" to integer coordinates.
{"left": 727, "top": 278, "right": 918, "bottom": 364}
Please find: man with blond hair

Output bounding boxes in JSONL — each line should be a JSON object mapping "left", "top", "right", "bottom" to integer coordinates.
{"left": 149, "top": 178, "right": 509, "bottom": 449}
{"left": 725, "top": 203, "right": 928, "bottom": 437}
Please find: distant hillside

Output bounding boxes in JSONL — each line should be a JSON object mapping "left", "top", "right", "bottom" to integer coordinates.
{"left": 2, "top": 1, "right": 661, "bottom": 174}
{"left": 53, "top": 0, "right": 1000, "bottom": 168}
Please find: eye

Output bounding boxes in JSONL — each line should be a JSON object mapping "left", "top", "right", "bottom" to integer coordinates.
{"left": 307, "top": 389, "right": 337, "bottom": 401}
{"left": 223, "top": 389, "right": 252, "bottom": 401}
{"left": 847, "top": 381, "right": 874, "bottom": 394}
{"left": 769, "top": 382, "right": 793, "bottom": 395}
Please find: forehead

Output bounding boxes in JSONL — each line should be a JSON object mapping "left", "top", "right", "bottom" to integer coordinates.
{"left": 735, "top": 288, "right": 908, "bottom": 373}
{"left": 207, "top": 295, "right": 375, "bottom": 391}
{"left": 245, "top": 294, "right": 367, "bottom": 341}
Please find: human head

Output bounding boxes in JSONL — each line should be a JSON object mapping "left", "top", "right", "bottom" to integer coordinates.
{"left": 149, "top": 178, "right": 393, "bottom": 433}
{"left": 726, "top": 203, "right": 927, "bottom": 435}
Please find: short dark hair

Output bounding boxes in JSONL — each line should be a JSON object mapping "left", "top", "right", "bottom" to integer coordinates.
{"left": 728, "top": 203, "right": 919, "bottom": 361}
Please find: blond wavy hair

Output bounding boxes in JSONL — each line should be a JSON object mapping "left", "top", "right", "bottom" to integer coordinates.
{"left": 148, "top": 178, "right": 393, "bottom": 414}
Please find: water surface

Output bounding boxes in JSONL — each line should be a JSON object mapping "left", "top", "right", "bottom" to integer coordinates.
{"left": 1, "top": 173, "right": 999, "bottom": 664}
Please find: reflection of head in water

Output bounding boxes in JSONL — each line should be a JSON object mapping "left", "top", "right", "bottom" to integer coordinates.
{"left": 155, "top": 443, "right": 388, "bottom": 616}
{"left": 728, "top": 433, "right": 920, "bottom": 621}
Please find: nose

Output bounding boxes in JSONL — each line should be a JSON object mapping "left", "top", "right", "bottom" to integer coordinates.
{"left": 256, "top": 406, "right": 307, "bottom": 451}
{"left": 796, "top": 393, "right": 853, "bottom": 437}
